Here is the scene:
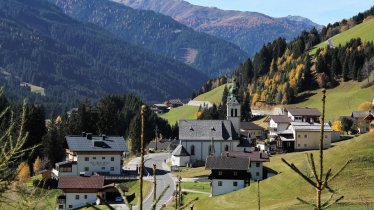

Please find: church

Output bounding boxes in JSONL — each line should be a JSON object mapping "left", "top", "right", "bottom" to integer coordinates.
{"left": 171, "top": 81, "right": 253, "bottom": 166}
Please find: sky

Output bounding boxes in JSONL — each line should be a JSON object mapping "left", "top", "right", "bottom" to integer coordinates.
{"left": 185, "top": 0, "right": 374, "bottom": 25}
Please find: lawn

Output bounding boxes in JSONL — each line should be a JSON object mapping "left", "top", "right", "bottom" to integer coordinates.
{"left": 160, "top": 105, "right": 199, "bottom": 126}
{"left": 118, "top": 180, "right": 152, "bottom": 205}
{"left": 172, "top": 167, "right": 210, "bottom": 178}
{"left": 193, "top": 84, "right": 231, "bottom": 105}
{"left": 309, "top": 18, "right": 374, "bottom": 55}
{"left": 164, "top": 192, "right": 209, "bottom": 210}
{"left": 292, "top": 81, "right": 374, "bottom": 121}
{"left": 181, "top": 181, "right": 211, "bottom": 193}
{"left": 194, "top": 132, "right": 374, "bottom": 210}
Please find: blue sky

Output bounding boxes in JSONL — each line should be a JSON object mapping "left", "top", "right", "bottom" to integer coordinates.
{"left": 185, "top": 0, "right": 374, "bottom": 25}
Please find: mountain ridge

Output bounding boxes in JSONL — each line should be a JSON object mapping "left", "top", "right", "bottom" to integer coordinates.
{"left": 114, "top": 0, "right": 322, "bottom": 56}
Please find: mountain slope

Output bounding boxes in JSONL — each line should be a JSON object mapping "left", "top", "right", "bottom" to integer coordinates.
{"left": 195, "top": 132, "right": 374, "bottom": 209}
{"left": 115, "top": 0, "right": 321, "bottom": 56}
{"left": 0, "top": 0, "right": 207, "bottom": 112}
{"left": 47, "top": 0, "right": 248, "bottom": 77}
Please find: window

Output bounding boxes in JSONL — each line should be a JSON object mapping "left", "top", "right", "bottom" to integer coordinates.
{"left": 231, "top": 109, "right": 234, "bottom": 117}
{"left": 60, "top": 167, "right": 72, "bottom": 172}
{"left": 233, "top": 171, "right": 238, "bottom": 176}
{"left": 256, "top": 163, "right": 260, "bottom": 167}
{"left": 68, "top": 205, "right": 73, "bottom": 209}
{"left": 75, "top": 195, "right": 79, "bottom": 200}
{"left": 298, "top": 134, "right": 300, "bottom": 138}
{"left": 233, "top": 181, "right": 238, "bottom": 187}
{"left": 85, "top": 157, "right": 89, "bottom": 161}
{"left": 102, "top": 157, "right": 105, "bottom": 160}
{"left": 235, "top": 109, "right": 238, "bottom": 117}
{"left": 111, "top": 157, "right": 114, "bottom": 161}
{"left": 218, "top": 171, "right": 222, "bottom": 176}
{"left": 256, "top": 172, "right": 260, "bottom": 176}
{"left": 304, "top": 144, "right": 307, "bottom": 147}
{"left": 93, "top": 157, "right": 96, "bottom": 160}
{"left": 101, "top": 167, "right": 105, "bottom": 170}
{"left": 110, "top": 167, "right": 114, "bottom": 171}
{"left": 84, "top": 167, "right": 89, "bottom": 171}
{"left": 84, "top": 195, "right": 87, "bottom": 199}
{"left": 298, "top": 144, "right": 300, "bottom": 147}
{"left": 58, "top": 205, "right": 64, "bottom": 210}
{"left": 324, "top": 135, "right": 328, "bottom": 139}
{"left": 225, "top": 145, "right": 229, "bottom": 152}
{"left": 190, "top": 145, "right": 195, "bottom": 155}
{"left": 218, "top": 181, "right": 222, "bottom": 186}
{"left": 304, "top": 134, "right": 307, "bottom": 138}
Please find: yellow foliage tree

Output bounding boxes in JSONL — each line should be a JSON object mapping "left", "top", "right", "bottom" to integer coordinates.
{"left": 33, "top": 157, "right": 41, "bottom": 175}
{"left": 357, "top": 102, "right": 374, "bottom": 111}
{"left": 332, "top": 121, "right": 343, "bottom": 132}
{"left": 17, "top": 162, "right": 30, "bottom": 183}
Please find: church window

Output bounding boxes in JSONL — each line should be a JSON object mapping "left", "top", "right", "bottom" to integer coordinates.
{"left": 235, "top": 109, "right": 238, "bottom": 117}
{"left": 231, "top": 109, "right": 234, "bottom": 117}
{"left": 190, "top": 145, "right": 195, "bottom": 155}
{"left": 225, "top": 145, "right": 229, "bottom": 151}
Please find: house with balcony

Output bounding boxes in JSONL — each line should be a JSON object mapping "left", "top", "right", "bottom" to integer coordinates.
{"left": 263, "top": 115, "right": 291, "bottom": 137}
{"left": 53, "top": 133, "right": 128, "bottom": 178}
{"left": 287, "top": 107, "right": 321, "bottom": 123}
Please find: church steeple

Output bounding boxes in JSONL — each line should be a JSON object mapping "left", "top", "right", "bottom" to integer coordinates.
{"left": 226, "top": 78, "right": 241, "bottom": 134}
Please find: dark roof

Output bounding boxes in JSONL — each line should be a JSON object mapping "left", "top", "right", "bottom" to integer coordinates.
{"left": 148, "top": 139, "right": 179, "bottom": 150}
{"left": 179, "top": 120, "right": 238, "bottom": 140}
{"left": 172, "top": 144, "right": 190, "bottom": 156}
{"left": 364, "top": 112, "right": 374, "bottom": 120}
{"left": 166, "top": 99, "right": 183, "bottom": 105}
{"left": 351, "top": 111, "right": 372, "bottom": 118}
{"left": 240, "top": 122, "right": 264, "bottom": 130}
{"left": 55, "top": 161, "right": 77, "bottom": 167}
{"left": 66, "top": 135, "right": 128, "bottom": 152}
{"left": 287, "top": 107, "right": 321, "bottom": 116}
{"left": 58, "top": 176, "right": 104, "bottom": 189}
{"left": 225, "top": 151, "right": 270, "bottom": 162}
{"left": 265, "top": 115, "right": 291, "bottom": 123}
{"left": 205, "top": 156, "right": 250, "bottom": 170}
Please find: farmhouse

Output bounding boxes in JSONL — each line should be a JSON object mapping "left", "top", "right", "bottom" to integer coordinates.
{"left": 56, "top": 175, "right": 118, "bottom": 210}
{"left": 364, "top": 112, "right": 374, "bottom": 133}
{"left": 52, "top": 133, "right": 128, "bottom": 178}
{"left": 240, "top": 121, "right": 265, "bottom": 140}
{"left": 264, "top": 115, "right": 291, "bottom": 137}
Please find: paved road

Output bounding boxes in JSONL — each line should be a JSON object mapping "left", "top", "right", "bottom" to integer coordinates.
{"left": 327, "top": 38, "right": 335, "bottom": 48}
{"left": 121, "top": 153, "right": 175, "bottom": 210}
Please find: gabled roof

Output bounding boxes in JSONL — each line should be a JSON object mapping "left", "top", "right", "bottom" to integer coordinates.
{"left": 364, "top": 112, "right": 374, "bottom": 120}
{"left": 58, "top": 176, "right": 104, "bottom": 189}
{"left": 66, "top": 135, "right": 128, "bottom": 152}
{"left": 179, "top": 120, "right": 238, "bottom": 140}
{"left": 287, "top": 107, "right": 321, "bottom": 116}
{"left": 264, "top": 115, "right": 291, "bottom": 123}
{"left": 225, "top": 151, "right": 270, "bottom": 162}
{"left": 240, "top": 122, "right": 264, "bottom": 130}
{"left": 351, "top": 111, "right": 372, "bottom": 119}
{"left": 205, "top": 156, "right": 250, "bottom": 170}
{"left": 147, "top": 139, "right": 179, "bottom": 150}
{"left": 172, "top": 144, "right": 190, "bottom": 156}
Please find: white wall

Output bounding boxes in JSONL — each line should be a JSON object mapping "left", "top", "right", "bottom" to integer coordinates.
{"left": 171, "top": 155, "right": 190, "bottom": 167}
{"left": 53, "top": 165, "right": 78, "bottom": 177}
{"left": 269, "top": 119, "right": 289, "bottom": 135}
{"left": 182, "top": 141, "right": 238, "bottom": 162}
{"left": 249, "top": 162, "right": 263, "bottom": 180}
{"left": 65, "top": 192, "right": 97, "bottom": 209}
{"left": 76, "top": 153, "right": 122, "bottom": 175}
{"left": 211, "top": 179, "right": 245, "bottom": 196}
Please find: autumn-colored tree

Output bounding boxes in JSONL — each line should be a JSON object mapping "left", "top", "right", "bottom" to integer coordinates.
{"left": 357, "top": 102, "right": 374, "bottom": 111}
{"left": 331, "top": 121, "right": 343, "bottom": 132}
{"left": 17, "top": 162, "right": 30, "bottom": 183}
{"left": 33, "top": 156, "right": 41, "bottom": 175}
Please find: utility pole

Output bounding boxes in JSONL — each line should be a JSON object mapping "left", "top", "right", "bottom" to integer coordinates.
{"left": 154, "top": 125, "right": 159, "bottom": 151}
{"left": 153, "top": 163, "right": 157, "bottom": 206}
{"left": 178, "top": 176, "right": 182, "bottom": 205}
{"left": 139, "top": 105, "right": 147, "bottom": 210}
{"left": 257, "top": 180, "right": 260, "bottom": 210}
{"left": 175, "top": 182, "right": 179, "bottom": 209}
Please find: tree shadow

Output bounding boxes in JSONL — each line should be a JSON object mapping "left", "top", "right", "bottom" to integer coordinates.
{"left": 292, "top": 92, "right": 317, "bottom": 103}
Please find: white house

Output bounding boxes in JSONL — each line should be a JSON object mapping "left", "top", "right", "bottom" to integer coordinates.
{"left": 56, "top": 176, "right": 109, "bottom": 210}
{"left": 171, "top": 144, "right": 190, "bottom": 166}
{"left": 53, "top": 134, "right": 128, "bottom": 178}
{"left": 205, "top": 151, "right": 269, "bottom": 196}
{"left": 290, "top": 122, "right": 332, "bottom": 150}
{"left": 264, "top": 115, "right": 291, "bottom": 137}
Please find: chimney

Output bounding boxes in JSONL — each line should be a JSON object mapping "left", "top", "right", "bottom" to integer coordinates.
{"left": 82, "top": 132, "right": 86, "bottom": 137}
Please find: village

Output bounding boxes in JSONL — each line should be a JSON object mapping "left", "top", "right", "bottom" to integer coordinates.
{"left": 37, "top": 82, "right": 374, "bottom": 210}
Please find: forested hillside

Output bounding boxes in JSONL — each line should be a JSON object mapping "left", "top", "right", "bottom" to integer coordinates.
{"left": 47, "top": 0, "right": 248, "bottom": 76}
{"left": 232, "top": 7, "right": 374, "bottom": 106}
{"left": 0, "top": 0, "right": 207, "bottom": 114}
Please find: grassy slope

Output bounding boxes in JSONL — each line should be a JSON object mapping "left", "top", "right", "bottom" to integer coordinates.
{"left": 310, "top": 18, "right": 374, "bottom": 55}
{"left": 160, "top": 105, "right": 199, "bottom": 126}
{"left": 292, "top": 81, "right": 374, "bottom": 121}
{"left": 193, "top": 84, "right": 230, "bottom": 104}
{"left": 161, "top": 84, "right": 229, "bottom": 125}
{"left": 195, "top": 132, "right": 374, "bottom": 210}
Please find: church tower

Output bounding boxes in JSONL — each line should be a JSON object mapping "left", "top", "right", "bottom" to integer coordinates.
{"left": 226, "top": 79, "right": 241, "bottom": 134}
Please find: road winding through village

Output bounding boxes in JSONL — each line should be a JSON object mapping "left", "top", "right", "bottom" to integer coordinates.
{"left": 122, "top": 153, "right": 176, "bottom": 210}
